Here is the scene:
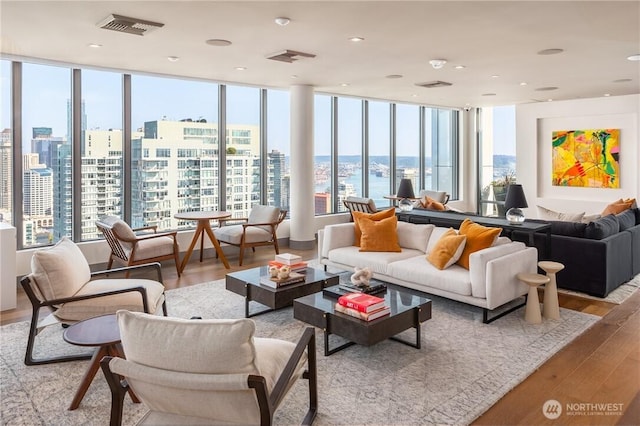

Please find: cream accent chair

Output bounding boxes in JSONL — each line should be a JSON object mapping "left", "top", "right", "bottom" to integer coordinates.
{"left": 213, "top": 205, "right": 286, "bottom": 266}
{"left": 419, "top": 190, "right": 450, "bottom": 205}
{"left": 20, "top": 237, "right": 167, "bottom": 366}
{"left": 343, "top": 196, "right": 378, "bottom": 220}
{"left": 96, "top": 216, "right": 181, "bottom": 276}
{"left": 101, "top": 311, "right": 317, "bottom": 426}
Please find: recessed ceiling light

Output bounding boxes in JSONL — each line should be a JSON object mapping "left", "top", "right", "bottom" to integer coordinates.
{"left": 88, "top": 43, "right": 102, "bottom": 48}
{"left": 481, "top": 93, "right": 496, "bottom": 96}
{"left": 520, "top": 82, "right": 528, "bottom": 86}
{"left": 491, "top": 75, "right": 500, "bottom": 78}
{"left": 385, "top": 74, "right": 403, "bottom": 79}
{"left": 604, "top": 93, "right": 611, "bottom": 97}
{"left": 547, "top": 99, "right": 553, "bottom": 102}
{"left": 429, "top": 59, "right": 447, "bottom": 69}
{"left": 274, "top": 17, "right": 290, "bottom": 26}
{"left": 206, "top": 39, "right": 232, "bottom": 47}
{"left": 349, "top": 37, "right": 364, "bottom": 42}
{"left": 290, "top": 75, "right": 298, "bottom": 79}
{"left": 627, "top": 54, "right": 640, "bottom": 61}
{"left": 340, "top": 83, "right": 349, "bottom": 87}
{"left": 454, "top": 65, "right": 465, "bottom": 69}
{"left": 167, "top": 56, "right": 179, "bottom": 62}
{"left": 537, "top": 48, "right": 564, "bottom": 55}
{"left": 411, "top": 94, "right": 418, "bottom": 97}
{"left": 235, "top": 66, "right": 246, "bottom": 71}
{"left": 535, "top": 86, "right": 558, "bottom": 91}
{"left": 613, "top": 78, "right": 632, "bottom": 83}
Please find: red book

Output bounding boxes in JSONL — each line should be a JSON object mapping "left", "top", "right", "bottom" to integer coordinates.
{"left": 337, "top": 292, "right": 386, "bottom": 313}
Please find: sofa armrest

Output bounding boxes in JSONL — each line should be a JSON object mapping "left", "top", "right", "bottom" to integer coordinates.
{"left": 468, "top": 242, "right": 528, "bottom": 299}
{"left": 485, "top": 247, "right": 538, "bottom": 310}
{"left": 320, "top": 223, "right": 355, "bottom": 259}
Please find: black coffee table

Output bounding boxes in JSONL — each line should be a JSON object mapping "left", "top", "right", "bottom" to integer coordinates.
{"left": 226, "top": 266, "right": 339, "bottom": 318}
{"left": 294, "top": 283, "right": 432, "bottom": 356}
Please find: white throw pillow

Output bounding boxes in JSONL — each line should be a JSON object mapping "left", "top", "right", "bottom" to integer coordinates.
{"left": 396, "top": 222, "right": 435, "bottom": 253}
{"left": 30, "top": 237, "right": 91, "bottom": 300}
{"left": 537, "top": 205, "right": 585, "bottom": 222}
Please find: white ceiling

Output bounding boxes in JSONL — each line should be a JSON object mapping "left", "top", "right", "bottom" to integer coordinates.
{"left": 1, "top": 1, "right": 639, "bottom": 108}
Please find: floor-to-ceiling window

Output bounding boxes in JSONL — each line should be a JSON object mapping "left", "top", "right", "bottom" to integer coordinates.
{"left": 337, "top": 97, "right": 363, "bottom": 212}
{"left": 80, "top": 69, "right": 123, "bottom": 241}
{"left": 266, "top": 89, "right": 290, "bottom": 212}
{"left": 22, "top": 63, "right": 70, "bottom": 247}
{"left": 431, "top": 108, "right": 457, "bottom": 197}
{"left": 0, "top": 60, "right": 12, "bottom": 226}
{"left": 395, "top": 104, "right": 420, "bottom": 194}
{"left": 478, "top": 106, "right": 516, "bottom": 217}
{"left": 314, "top": 95, "right": 332, "bottom": 215}
{"left": 367, "top": 101, "right": 391, "bottom": 208}
{"left": 131, "top": 75, "right": 218, "bottom": 231}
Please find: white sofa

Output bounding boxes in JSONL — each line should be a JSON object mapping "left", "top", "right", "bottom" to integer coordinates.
{"left": 318, "top": 221, "right": 538, "bottom": 322}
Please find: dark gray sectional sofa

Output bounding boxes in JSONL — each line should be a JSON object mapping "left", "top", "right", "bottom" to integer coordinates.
{"left": 513, "top": 208, "right": 640, "bottom": 298}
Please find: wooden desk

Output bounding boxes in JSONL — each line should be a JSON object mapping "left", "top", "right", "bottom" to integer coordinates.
{"left": 175, "top": 211, "right": 232, "bottom": 271}
{"left": 63, "top": 314, "right": 139, "bottom": 410}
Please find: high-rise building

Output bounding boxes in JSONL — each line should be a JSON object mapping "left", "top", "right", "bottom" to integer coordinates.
{"left": 267, "top": 150, "right": 285, "bottom": 208}
{"left": 314, "top": 192, "right": 330, "bottom": 215}
{"left": 23, "top": 154, "right": 53, "bottom": 246}
{"left": 0, "top": 129, "right": 12, "bottom": 218}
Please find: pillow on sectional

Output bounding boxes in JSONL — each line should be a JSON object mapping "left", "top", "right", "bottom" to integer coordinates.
{"left": 549, "top": 220, "right": 588, "bottom": 237}
{"left": 359, "top": 215, "right": 402, "bottom": 252}
{"left": 581, "top": 213, "right": 601, "bottom": 224}
{"left": 615, "top": 208, "right": 636, "bottom": 231}
{"left": 352, "top": 207, "right": 396, "bottom": 247}
{"left": 601, "top": 198, "right": 634, "bottom": 216}
{"left": 456, "top": 219, "right": 502, "bottom": 270}
{"left": 426, "top": 228, "right": 467, "bottom": 270}
{"left": 584, "top": 214, "right": 620, "bottom": 240}
{"left": 418, "top": 196, "right": 446, "bottom": 211}
{"left": 634, "top": 207, "right": 640, "bottom": 226}
{"left": 537, "top": 205, "right": 585, "bottom": 222}
{"left": 396, "top": 221, "right": 435, "bottom": 253}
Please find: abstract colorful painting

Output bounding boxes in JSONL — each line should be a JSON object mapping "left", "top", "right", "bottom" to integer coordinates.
{"left": 551, "top": 129, "right": 620, "bottom": 188}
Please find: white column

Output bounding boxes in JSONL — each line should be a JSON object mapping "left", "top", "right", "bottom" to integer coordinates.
{"left": 289, "top": 85, "right": 315, "bottom": 249}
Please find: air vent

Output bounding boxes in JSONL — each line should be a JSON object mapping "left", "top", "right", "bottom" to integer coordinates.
{"left": 266, "top": 50, "right": 316, "bottom": 63}
{"left": 97, "top": 14, "right": 164, "bottom": 36}
{"left": 415, "top": 81, "right": 453, "bottom": 88}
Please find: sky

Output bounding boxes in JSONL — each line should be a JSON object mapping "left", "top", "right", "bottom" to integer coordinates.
{"left": 1, "top": 59, "right": 516, "bottom": 157}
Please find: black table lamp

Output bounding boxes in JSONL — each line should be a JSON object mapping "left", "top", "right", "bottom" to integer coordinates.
{"left": 396, "top": 178, "right": 415, "bottom": 211}
{"left": 504, "top": 184, "right": 528, "bottom": 223}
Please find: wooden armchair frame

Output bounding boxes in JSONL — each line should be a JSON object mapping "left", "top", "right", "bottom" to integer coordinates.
{"left": 216, "top": 210, "right": 287, "bottom": 266}
{"left": 96, "top": 219, "right": 181, "bottom": 276}
{"left": 20, "top": 262, "right": 167, "bottom": 366}
{"left": 101, "top": 327, "right": 317, "bottom": 426}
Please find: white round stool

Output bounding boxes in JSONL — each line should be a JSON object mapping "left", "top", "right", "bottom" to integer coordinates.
{"left": 517, "top": 272, "right": 550, "bottom": 324}
{"left": 538, "top": 261, "right": 564, "bottom": 320}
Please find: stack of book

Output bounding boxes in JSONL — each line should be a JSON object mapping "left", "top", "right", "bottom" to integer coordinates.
{"left": 334, "top": 292, "right": 390, "bottom": 321}
{"left": 268, "top": 253, "right": 308, "bottom": 273}
{"left": 259, "top": 271, "right": 305, "bottom": 288}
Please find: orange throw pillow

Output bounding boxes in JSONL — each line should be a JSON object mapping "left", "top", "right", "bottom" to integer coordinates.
{"left": 456, "top": 219, "right": 501, "bottom": 270}
{"left": 358, "top": 215, "right": 402, "bottom": 252}
{"left": 426, "top": 228, "right": 467, "bottom": 270}
{"left": 601, "top": 199, "right": 634, "bottom": 216}
{"left": 352, "top": 207, "right": 396, "bottom": 247}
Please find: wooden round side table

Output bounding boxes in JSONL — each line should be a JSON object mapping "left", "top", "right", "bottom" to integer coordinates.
{"left": 538, "top": 261, "right": 564, "bottom": 320}
{"left": 63, "top": 313, "right": 139, "bottom": 410}
{"left": 517, "top": 273, "right": 550, "bottom": 324}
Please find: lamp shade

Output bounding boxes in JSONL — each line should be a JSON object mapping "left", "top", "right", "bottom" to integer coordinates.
{"left": 396, "top": 179, "right": 415, "bottom": 199}
{"left": 504, "top": 184, "right": 528, "bottom": 210}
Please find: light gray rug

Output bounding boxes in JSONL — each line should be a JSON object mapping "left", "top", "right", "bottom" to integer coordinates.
{"left": 1, "top": 277, "right": 599, "bottom": 426}
{"left": 557, "top": 273, "right": 640, "bottom": 305}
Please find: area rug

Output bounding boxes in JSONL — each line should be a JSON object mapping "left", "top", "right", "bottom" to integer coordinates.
{"left": 557, "top": 273, "right": 640, "bottom": 305}
{"left": 1, "top": 278, "right": 599, "bottom": 426}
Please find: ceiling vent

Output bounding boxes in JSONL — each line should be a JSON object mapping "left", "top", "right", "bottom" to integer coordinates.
{"left": 266, "top": 50, "right": 316, "bottom": 63}
{"left": 97, "top": 14, "right": 164, "bottom": 36}
{"left": 415, "top": 81, "right": 453, "bottom": 88}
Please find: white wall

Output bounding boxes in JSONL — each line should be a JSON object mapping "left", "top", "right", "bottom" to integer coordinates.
{"left": 516, "top": 94, "right": 640, "bottom": 218}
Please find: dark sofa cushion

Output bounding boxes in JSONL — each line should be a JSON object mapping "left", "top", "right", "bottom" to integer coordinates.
{"left": 584, "top": 214, "right": 620, "bottom": 240}
{"left": 549, "top": 220, "right": 588, "bottom": 237}
{"left": 633, "top": 208, "right": 640, "bottom": 226}
{"left": 616, "top": 209, "right": 637, "bottom": 231}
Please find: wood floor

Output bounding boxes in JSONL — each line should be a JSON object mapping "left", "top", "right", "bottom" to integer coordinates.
{"left": 2, "top": 246, "right": 638, "bottom": 425}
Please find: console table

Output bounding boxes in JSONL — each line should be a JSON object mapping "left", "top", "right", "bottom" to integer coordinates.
{"left": 397, "top": 209, "right": 551, "bottom": 254}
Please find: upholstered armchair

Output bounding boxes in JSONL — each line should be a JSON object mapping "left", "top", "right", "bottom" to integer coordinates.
{"left": 101, "top": 311, "right": 317, "bottom": 426}
{"left": 213, "top": 205, "right": 286, "bottom": 266}
{"left": 20, "top": 237, "right": 167, "bottom": 366}
{"left": 419, "top": 189, "right": 450, "bottom": 205}
{"left": 96, "top": 216, "right": 181, "bottom": 276}
{"left": 343, "top": 196, "right": 378, "bottom": 221}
